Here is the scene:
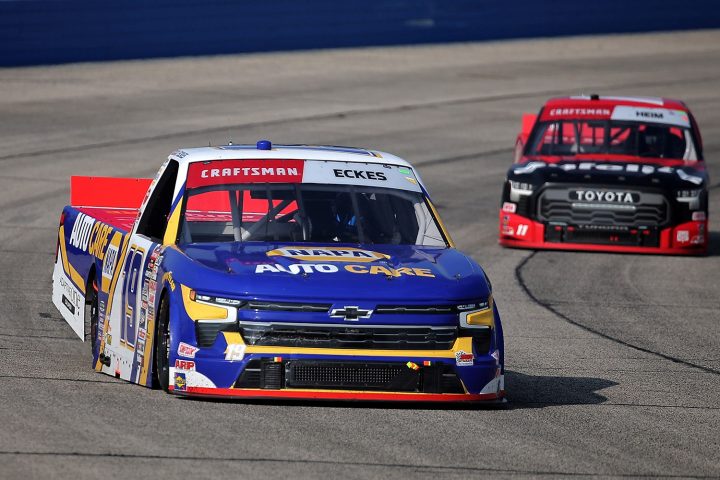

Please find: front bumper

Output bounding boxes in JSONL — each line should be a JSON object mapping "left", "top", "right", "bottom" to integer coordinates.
{"left": 499, "top": 211, "right": 708, "bottom": 255}
{"left": 168, "top": 335, "right": 505, "bottom": 403}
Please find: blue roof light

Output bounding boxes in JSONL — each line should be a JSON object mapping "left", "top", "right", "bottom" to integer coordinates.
{"left": 257, "top": 139, "right": 272, "bottom": 151}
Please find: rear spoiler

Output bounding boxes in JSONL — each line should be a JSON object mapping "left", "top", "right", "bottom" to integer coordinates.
{"left": 71, "top": 176, "right": 153, "bottom": 209}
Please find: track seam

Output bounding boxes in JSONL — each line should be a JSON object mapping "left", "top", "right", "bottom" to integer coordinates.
{"left": 1, "top": 74, "right": 717, "bottom": 162}
{"left": 0, "top": 451, "right": 714, "bottom": 478}
{"left": 514, "top": 251, "right": 720, "bottom": 376}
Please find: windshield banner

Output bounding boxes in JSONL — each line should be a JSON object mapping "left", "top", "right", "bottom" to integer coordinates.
{"left": 187, "top": 160, "right": 421, "bottom": 192}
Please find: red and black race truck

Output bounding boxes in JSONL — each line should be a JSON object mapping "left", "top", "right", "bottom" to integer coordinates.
{"left": 499, "top": 95, "right": 708, "bottom": 255}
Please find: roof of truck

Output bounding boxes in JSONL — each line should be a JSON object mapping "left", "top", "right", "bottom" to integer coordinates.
{"left": 168, "top": 143, "right": 412, "bottom": 168}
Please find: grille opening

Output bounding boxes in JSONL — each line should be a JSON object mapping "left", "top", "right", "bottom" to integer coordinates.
{"left": 243, "top": 301, "right": 331, "bottom": 312}
{"left": 538, "top": 186, "right": 669, "bottom": 227}
{"left": 195, "top": 321, "right": 237, "bottom": 347}
{"left": 239, "top": 322, "right": 457, "bottom": 350}
{"left": 234, "top": 359, "right": 465, "bottom": 393}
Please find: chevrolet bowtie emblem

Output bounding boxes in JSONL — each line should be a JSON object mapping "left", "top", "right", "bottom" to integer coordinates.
{"left": 329, "top": 306, "right": 373, "bottom": 321}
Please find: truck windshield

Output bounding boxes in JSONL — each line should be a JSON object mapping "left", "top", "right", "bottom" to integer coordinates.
{"left": 179, "top": 183, "right": 447, "bottom": 246}
{"left": 526, "top": 120, "right": 698, "bottom": 160}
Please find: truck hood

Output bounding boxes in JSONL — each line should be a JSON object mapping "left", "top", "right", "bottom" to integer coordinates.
{"left": 175, "top": 242, "right": 489, "bottom": 303}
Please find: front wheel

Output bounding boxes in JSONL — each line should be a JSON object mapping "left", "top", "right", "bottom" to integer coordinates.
{"left": 154, "top": 294, "right": 171, "bottom": 392}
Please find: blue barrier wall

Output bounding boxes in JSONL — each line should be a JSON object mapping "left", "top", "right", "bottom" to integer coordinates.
{"left": 2, "top": 0, "right": 719, "bottom": 66}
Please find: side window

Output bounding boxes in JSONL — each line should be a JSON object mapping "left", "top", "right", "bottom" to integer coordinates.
{"left": 136, "top": 160, "right": 179, "bottom": 241}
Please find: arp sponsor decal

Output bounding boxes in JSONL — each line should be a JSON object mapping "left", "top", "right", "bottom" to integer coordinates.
{"left": 178, "top": 342, "right": 199, "bottom": 358}
{"left": 333, "top": 169, "right": 387, "bottom": 181}
{"left": 225, "top": 343, "right": 246, "bottom": 361}
{"left": 255, "top": 263, "right": 435, "bottom": 278}
{"left": 175, "top": 359, "right": 196, "bottom": 371}
{"left": 186, "top": 159, "right": 304, "bottom": 188}
{"left": 266, "top": 247, "right": 389, "bottom": 263}
{"left": 502, "top": 202, "right": 516, "bottom": 213}
{"left": 569, "top": 190, "right": 639, "bottom": 203}
{"left": 455, "top": 351, "right": 474, "bottom": 366}
{"left": 174, "top": 373, "right": 187, "bottom": 391}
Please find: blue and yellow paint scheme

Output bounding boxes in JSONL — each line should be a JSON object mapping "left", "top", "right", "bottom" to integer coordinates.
{"left": 52, "top": 156, "right": 505, "bottom": 404}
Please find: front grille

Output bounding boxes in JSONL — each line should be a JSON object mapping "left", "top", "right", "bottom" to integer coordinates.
{"left": 538, "top": 187, "right": 669, "bottom": 227}
{"left": 288, "top": 362, "right": 407, "bottom": 388}
{"left": 286, "top": 361, "right": 420, "bottom": 391}
{"left": 238, "top": 322, "right": 457, "bottom": 350}
{"left": 375, "top": 305, "right": 455, "bottom": 314}
{"left": 244, "top": 301, "right": 331, "bottom": 313}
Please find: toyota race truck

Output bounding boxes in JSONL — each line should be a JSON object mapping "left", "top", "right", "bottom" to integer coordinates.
{"left": 53, "top": 141, "right": 505, "bottom": 403}
{"left": 499, "top": 95, "right": 709, "bottom": 254}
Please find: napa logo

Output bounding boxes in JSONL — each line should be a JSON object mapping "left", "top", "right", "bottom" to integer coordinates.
{"left": 266, "top": 247, "right": 389, "bottom": 263}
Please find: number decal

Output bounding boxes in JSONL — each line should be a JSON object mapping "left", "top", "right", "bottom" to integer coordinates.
{"left": 516, "top": 224, "right": 529, "bottom": 236}
{"left": 120, "top": 246, "right": 145, "bottom": 349}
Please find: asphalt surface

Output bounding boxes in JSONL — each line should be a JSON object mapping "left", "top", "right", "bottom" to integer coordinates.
{"left": 1, "top": 30, "right": 719, "bottom": 479}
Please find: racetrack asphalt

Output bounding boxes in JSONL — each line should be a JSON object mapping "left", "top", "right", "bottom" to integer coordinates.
{"left": 0, "top": 30, "right": 719, "bottom": 479}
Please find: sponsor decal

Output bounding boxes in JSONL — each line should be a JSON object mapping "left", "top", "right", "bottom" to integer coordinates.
{"left": 548, "top": 107, "right": 611, "bottom": 117}
{"left": 225, "top": 343, "right": 246, "bottom": 361}
{"left": 175, "top": 359, "right": 196, "bottom": 371}
{"left": 102, "top": 243, "right": 119, "bottom": 280}
{"left": 58, "top": 275, "right": 82, "bottom": 316}
{"left": 174, "top": 373, "right": 187, "bottom": 391}
{"left": 611, "top": 106, "right": 691, "bottom": 128}
{"left": 178, "top": 342, "right": 199, "bottom": 358}
{"left": 455, "top": 351, "right": 474, "bottom": 366}
{"left": 254, "top": 263, "right": 435, "bottom": 278}
{"left": 255, "top": 263, "right": 338, "bottom": 274}
{"left": 676, "top": 230, "right": 690, "bottom": 243}
{"left": 406, "top": 361, "right": 420, "bottom": 371}
{"left": 514, "top": 162, "right": 675, "bottom": 175}
{"left": 163, "top": 272, "right": 175, "bottom": 291}
{"left": 502, "top": 202, "right": 516, "bottom": 213}
{"left": 570, "top": 190, "right": 638, "bottom": 203}
{"left": 692, "top": 211, "right": 707, "bottom": 221}
{"left": 69, "top": 213, "right": 116, "bottom": 261}
{"left": 266, "top": 247, "right": 389, "bottom": 263}
{"left": 61, "top": 295, "right": 75, "bottom": 314}
{"left": 333, "top": 169, "right": 387, "bottom": 181}
{"left": 186, "top": 159, "right": 305, "bottom": 188}
{"left": 68, "top": 213, "right": 94, "bottom": 251}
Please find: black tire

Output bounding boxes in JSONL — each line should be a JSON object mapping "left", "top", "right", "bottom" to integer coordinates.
{"left": 85, "top": 275, "right": 99, "bottom": 361}
{"left": 154, "top": 294, "right": 171, "bottom": 392}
